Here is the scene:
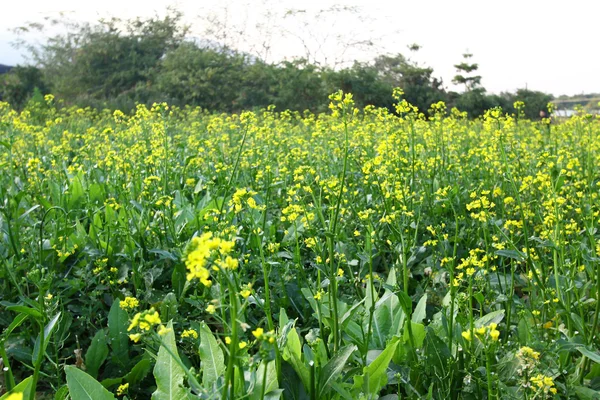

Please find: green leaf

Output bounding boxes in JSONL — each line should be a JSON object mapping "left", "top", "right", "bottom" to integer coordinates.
{"left": 0, "top": 376, "right": 32, "bottom": 400}
{"left": 282, "top": 326, "right": 310, "bottom": 391}
{"left": 474, "top": 310, "right": 505, "bottom": 328}
{"left": 65, "top": 365, "right": 117, "bottom": 400}
{"left": 54, "top": 386, "right": 69, "bottom": 400}
{"left": 318, "top": 345, "right": 356, "bottom": 397}
{"left": 125, "top": 357, "right": 153, "bottom": 384}
{"left": 578, "top": 347, "right": 600, "bottom": 364}
{"left": 33, "top": 312, "right": 61, "bottom": 365}
{"left": 371, "top": 304, "right": 392, "bottom": 349}
{"left": 353, "top": 337, "right": 399, "bottom": 395}
{"left": 412, "top": 293, "right": 427, "bottom": 323}
{"left": 108, "top": 300, "right": 129, "bottom": 369}
{"left": 68, "top": 176, "right": 85, "bottom": 209}
{"left": 572, "top": 385, "right": 600, "bottom": 400}
{"left": 495, "top": 249, "right": 525, "bottom": 262}
{"left": 6, "top": 305, "right": 42, "bottom": 318}
{"left": 250, "top": 361, "right": 279, "bottom": 400}
{"left": 86, "top": 329, "right": 109, "bottom": 379}
{"left": 4, "top": 312, "right": 29, "bottom": 337}
{"left": 198, "top": 322, "right": 225, "bottom": 387}
{"left": 152, "top": 321, "right": 188, "bottom": 400}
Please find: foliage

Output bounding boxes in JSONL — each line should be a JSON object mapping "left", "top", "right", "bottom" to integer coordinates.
{"left": 9, "top": 13, "right": 557, "bottom": 119}
{"left": 1, "top": 92, "right": 599, "bottom": 399}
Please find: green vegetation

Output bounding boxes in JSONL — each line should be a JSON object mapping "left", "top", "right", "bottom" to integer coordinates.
{"left": 1, "top": 12, "right": 557, "bottom": 118}
{"left": 1, "top": 91, "right": 600, "bottom": 398}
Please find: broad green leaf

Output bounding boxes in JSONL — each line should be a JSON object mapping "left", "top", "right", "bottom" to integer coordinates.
{"left": 33, "top": 312, "right": 61, "bottom": 364}
{"left": 108, "top": 300, "right": 129, "bottom": 369}
{"left": 0, "top": 376, "right": 32, "bottom": 400}
{"left": 282, "top": 326, "right": 310, "bottom": 391}
{"left": 495, "top": 249, "right": 525, "bottom": 262}
{"left": 54, "top": 385, "right": 69, "bottom": 400}
{"left": 152, "top": 321, "right": 188, "bottom": 400}
{"left": 4, "top": 312, "right": 29, "bottom": 337}
{"left": 68, "top": 176, "right": 85, "bottom": 209}
{"left": 353, "top": 337, "right": 399, "bottom": 396}
{"left": 572, "top": 385, "right": 600, "bottom": 399}
{"left": 198, "top": 322, "right": 225, "bottom": 387}
{"left": 318, "top": 345, "right": 356, "bottom": 397}
{"left": 6, "top": 305, "right": 42, "bottom": 318}
{"left": 474, "top": 310, "right": 505, "bottom": 328}
{"left": 371, "top": 304, "right": 391, "bottom": 349}
{"left": 65, "top": 366, "right": 116, "bottom": 399}
{"left": 250, "top": 361, "right": 279, "bottom": 400}
{"left": 578, "top": 347, "right": 600, "bottom": 365}
{"left": 125, "top": 357, "right": 153, "bottom": 384}
{"left": 412, "top": 294, "right": 427, "bottom": 323}
{"left": 86, "top": 329, "right": 109, "bottom": 379}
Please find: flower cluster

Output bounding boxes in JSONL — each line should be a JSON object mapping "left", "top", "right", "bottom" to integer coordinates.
{"left": 184, "top": 231, "right": 237, "bottom": 285}
{"left": 461, "top": 322, "right": 500, "bottom": 342}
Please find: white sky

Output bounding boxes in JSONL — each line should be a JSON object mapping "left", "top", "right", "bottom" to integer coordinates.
{"left": 1, "top": 0, "right": 599, "bottom": 96}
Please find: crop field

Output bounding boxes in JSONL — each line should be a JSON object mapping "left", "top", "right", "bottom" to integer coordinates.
{"left": 1, "top": 93, "right": 600, "bottom": 399}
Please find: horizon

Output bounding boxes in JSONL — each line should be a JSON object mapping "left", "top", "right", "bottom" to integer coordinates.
{"left": 1, "top": 0, "right": 599, "bottom": 97}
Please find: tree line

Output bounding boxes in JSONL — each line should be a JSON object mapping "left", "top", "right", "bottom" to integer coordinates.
{"left": 1, "top": 11, "right": 554, "bottom": 118}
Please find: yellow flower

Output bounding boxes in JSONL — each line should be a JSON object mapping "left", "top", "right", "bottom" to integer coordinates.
{"left": 5, "top": 393, "right": 23, "bottom": 400}
{"left": 144, "top": 310, "right": 161, "bottom": 326}
{"left": 181, "top": 329, "right": 199, "bottom": 339}
{"left": 489, "top": 329, "right": 500, "bottom": 341}
{"left": 117, "top": 383, "right": 129, "bottom": 396}
{"left": 129, "top": 333, "right": 142, "bottom": 343}
{"left": 475, "top": 326, "right": 486, "bottom": 336}
{"left": 461, "top": 330, "right": 472, "bottom": 341}
{"left": 314, "top": 290, "right": 324, "bottom": 301}
{"left": 240, "top": 289, "right": 252, "bottom": 299}
{"left": 206, "top": 304, "right": 216, "bottom": 314}
{"left": 157, "top": 325, "right": 172, "bottom": 336}
{"left": 239, "top": 341, "right": 248, "bottom": 349}
{"left": 225, "top": 336, "right": 232, "bottom": 345}
{"left": 337, "top": 268, "right": 344, "bottom": 277}
{"left": 119, "top": 296, "right": 139, "bottom": 310}
{"left": 252, "top": 327, "right": 264, "bottom": 339}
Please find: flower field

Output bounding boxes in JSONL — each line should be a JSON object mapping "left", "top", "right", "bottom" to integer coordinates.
{"left": 1, "top": 93, "right": 600, "bottom": 399}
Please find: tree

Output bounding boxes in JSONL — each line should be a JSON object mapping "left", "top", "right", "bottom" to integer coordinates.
{"left": 453, "top": 52, "right": 482, "bottom": 92}
{"left": 511, "top": 89, "right": 553, "bottom": 120}
{"left": 0, "top": 65, "right": 49, "bottom": 109}
{"left": 16, "top": 9, "right": 187, "bottom": 107}
{"left": 372, "top": 50, "right": 447, "bottom": 113}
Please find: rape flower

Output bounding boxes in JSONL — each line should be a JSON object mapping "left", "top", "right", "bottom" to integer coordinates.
{"left": 157, "top": 325, "right": 172, "bottom": 336}
{"left": 184, "top": 232, "right": 236, "bottom": 285}
{"left": 240, "top": 284, "right": 252, "bottom": 299}
{"left": 181, "top": 329, "right": 198, "bottom": 339}
{"left": 129, "top": 333, "right": 142, "bottom": 343}
{"left": 462, "top": 330, "right": 472, "bottom": 341}
{"left": 117, "top": 383, "right": 129, "bottom": 396}
{"left": 128, "top": 308, "right": 161, "bottom": 331}
{"left": 530, "top": 374, "right": 557, "bottom": 395}
{"left": 252, "top": 327, "right": 264, "bottom": 339}
{"left": 119, "top": 296, "right": 139, "bottom": 310}
{"left": 489, "top": 328, "right": 500, "bottom": 341}
{"left": 206, "top": 304, "right": 216, "bottom": 314}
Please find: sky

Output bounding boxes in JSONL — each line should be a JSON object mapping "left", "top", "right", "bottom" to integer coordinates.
{"left": 1, "top": 0, "right": 599, "bottom": 96}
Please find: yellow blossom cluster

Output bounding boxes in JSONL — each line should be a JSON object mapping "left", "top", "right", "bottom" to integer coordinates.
{"left": 184, "top": 232, "right": 237, "bottom": 285}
